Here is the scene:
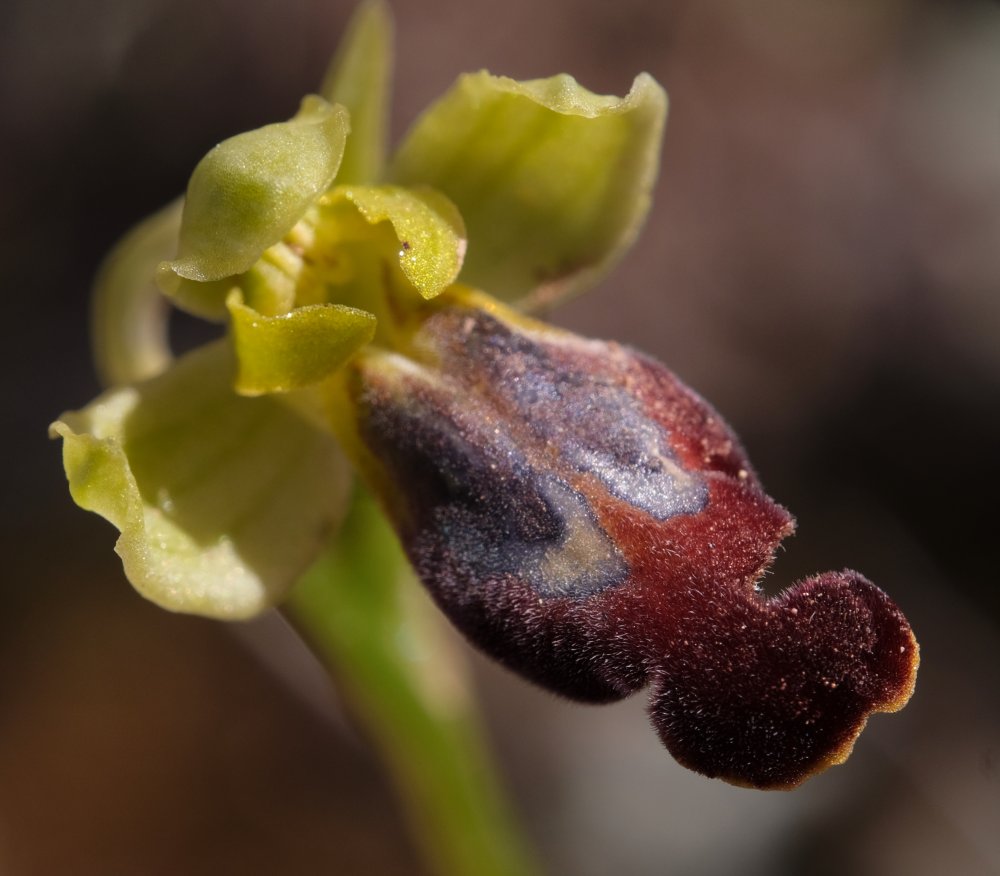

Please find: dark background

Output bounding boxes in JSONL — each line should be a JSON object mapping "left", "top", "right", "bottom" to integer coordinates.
{"left": 3, "top": 0, "right": 999, "bottom": 873}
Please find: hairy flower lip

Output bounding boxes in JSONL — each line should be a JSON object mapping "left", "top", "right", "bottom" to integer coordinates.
{"left": 646, "top": 569, "right": 920, "bottom": 790}
{"left": 341, "top": 296, "right": 919, "bottom": 787}
{"left": 52, "top": 0, "right": 917, "bottom": 790}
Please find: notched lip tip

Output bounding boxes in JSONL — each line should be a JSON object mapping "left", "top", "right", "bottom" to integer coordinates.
{"left": 711, "top": 730, "right": 862, "bottom": 792}
{"left": 716, "top": 638, "right": 920, "bottom": 792}
{"left": 878, "top": 627, "right": 920, "bottom": 715}
{"left": 674, "top": 571, "right": 920, "bottom": 792}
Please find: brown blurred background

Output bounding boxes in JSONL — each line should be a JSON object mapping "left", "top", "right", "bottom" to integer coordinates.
{"left": 3, "top": 0, "right": 999, "bottom": 873}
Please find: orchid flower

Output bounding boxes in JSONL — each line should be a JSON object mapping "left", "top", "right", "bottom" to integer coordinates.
{"left": 51, "top": 0, "right": 917, "bottom": 792}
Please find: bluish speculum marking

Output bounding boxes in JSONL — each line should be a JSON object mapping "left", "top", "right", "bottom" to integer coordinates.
{"left": 566, "top": 406, "right": 708, "bottom": 520}
{"left": 431, "top": 308, "right": 709, "bottom": 520}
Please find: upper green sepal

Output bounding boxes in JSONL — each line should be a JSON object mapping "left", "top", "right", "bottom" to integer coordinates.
{"left": 49, "top": 342, "right": 352, "bottom": 620}
{"left": 390, "top": 71, "right": 667, "bottom": 309}
{"left": 320, "top": 0, "right": 393, "bottom": 185}
{"left": 158, "top": 96, "right": 350, "bottom": 316}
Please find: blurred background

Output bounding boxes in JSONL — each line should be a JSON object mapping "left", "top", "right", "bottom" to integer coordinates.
{"left": 3, "top": 0, "right": 999, "bottom": 873}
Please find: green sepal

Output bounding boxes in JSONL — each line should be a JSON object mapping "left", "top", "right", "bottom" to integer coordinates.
{"left": 227, "top": 288, "right": 376, "bottom": 396}
{"left": 91, "top": 199, "right": 181, "bottom": 386}
{"left": 158, "top": 96, "right": 350, "bottom": 315}
{"left": 326, "top": 184, "right": 466, "bottom": 300}
{"left": 390, "top": 72, "right": 667, "bottom": 309}
{"left": 49, "top": 341, "right": 351, "bottom": 620}
{"left": 320, "top": 0, "right": 393, "bottom": 185}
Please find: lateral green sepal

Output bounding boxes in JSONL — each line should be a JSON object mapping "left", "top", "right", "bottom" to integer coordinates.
{"left": 390, "top": 71, "right": 667, "bottom": 309}
{"left": 91, "top": 199, "right": 182, "bottom": 385}
{"left": 50, "top": 341, "right": 352, "bottom": 619}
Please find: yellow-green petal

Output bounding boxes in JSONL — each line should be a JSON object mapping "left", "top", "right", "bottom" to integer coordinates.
{"left": 390, "top": 72, "right": 667, "bottom": 310}
{"left": 159, "top": 96, "right": 350, "bottom": 314}
{"left": 49, "top": 341, "right": 351, "bottom": 620}
{"left": 327, "top": 184, "right": 466, "bottom": 299}
{"left": 91, "top": 199, "right": 181, "bottom": 386}
{"left": 320, "top": 0, "right": 393, "bottom": 185}
{"left": 227, "top": 289, "right": 376, "bottom": 396}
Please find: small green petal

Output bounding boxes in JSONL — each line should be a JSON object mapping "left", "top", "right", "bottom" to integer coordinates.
{"left": 49, "top": 341, "right": 351, "bottom": 620}
{"left": 227, "top": 289, "right": 376, "bottom": 396}
{"left": 328, "top": 184, "right": 466, "bottom": 299}
{"left": 390, "top": 72, "right": 667, "bottom": 309}
{"left": 91, "top": 199, "right": 181, "bottom": 386}
{"left": 159, "top": 96, "right": 350, "bottom": 316}
{"left": 320, "top": 0, "right": 393, "bottom": 185}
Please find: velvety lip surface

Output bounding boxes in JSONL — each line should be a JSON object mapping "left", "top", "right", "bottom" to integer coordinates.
{"left": 349, "top": 299, "right": 919, "bottom": 789}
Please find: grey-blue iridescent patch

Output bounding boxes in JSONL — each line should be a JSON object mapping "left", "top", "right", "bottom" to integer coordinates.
{"left": 453, "top": 311, "right": 709, "bottom": 520}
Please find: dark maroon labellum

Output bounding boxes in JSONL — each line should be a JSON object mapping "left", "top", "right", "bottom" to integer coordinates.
{"left": 343, "top": 292, "right": 918, "bottom": 789}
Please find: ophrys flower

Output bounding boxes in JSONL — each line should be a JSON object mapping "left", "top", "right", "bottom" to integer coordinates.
{"left": 52, "top": 0, "right": 916, "bottom": 788}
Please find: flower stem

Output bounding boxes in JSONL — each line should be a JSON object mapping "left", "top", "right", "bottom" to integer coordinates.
{"left": 286, "top": 486, "right": 543, "bottom": 876}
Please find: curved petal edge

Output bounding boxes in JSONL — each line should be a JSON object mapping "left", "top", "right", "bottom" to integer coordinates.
{"left": 336, "top": 293, "right": 919, "bottom": 788}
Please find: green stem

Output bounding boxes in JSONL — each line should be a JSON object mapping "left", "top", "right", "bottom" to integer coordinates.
{"left": 286, "top": 486, "right": 543, "bottom": 876}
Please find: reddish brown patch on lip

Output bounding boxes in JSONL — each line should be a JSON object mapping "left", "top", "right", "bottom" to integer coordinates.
{"left": 345, "top": 295, "right": 919, "bottom": 788}
{"left": 594, "top": 479, "right": 918, "bottom": 787}
{"left": 642, "top": 569, "right": 919, "bottom": 788}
